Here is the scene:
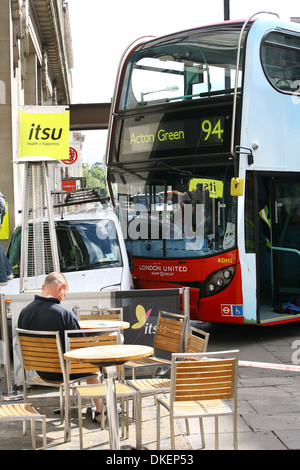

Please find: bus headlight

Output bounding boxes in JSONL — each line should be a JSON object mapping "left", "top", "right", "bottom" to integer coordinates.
{"left": 223, "top": 269, "right": 232, "bottom": 279}
{"left": 203, "top": 266, "right": 235, "bottom": 297}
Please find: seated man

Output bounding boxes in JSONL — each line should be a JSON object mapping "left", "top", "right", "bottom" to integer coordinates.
{"left": 18, "top": 271, "right": 103, "bottom": 423}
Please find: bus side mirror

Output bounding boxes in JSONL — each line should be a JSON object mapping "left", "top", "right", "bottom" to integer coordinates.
{"left": 230, "top": 178, "right": 244, "bottom": 196}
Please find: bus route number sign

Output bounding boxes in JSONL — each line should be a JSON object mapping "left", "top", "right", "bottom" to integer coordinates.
{"left": 200, "top": 117, "right": 224, "bottom": 145}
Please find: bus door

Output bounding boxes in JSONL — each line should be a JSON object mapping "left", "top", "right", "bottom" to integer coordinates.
{"left": 270, "top": 178, "right": 300, "bottom": 306}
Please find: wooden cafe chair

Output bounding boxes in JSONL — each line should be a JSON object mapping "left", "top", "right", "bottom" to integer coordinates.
{"left": 78, "top": 307, "right": 124, "bottom": 321}
{"left": 157, "top": 349, "right": 239, "bottom": 450}
{"left": 128, "top": 325, "right": 210, "bottom": 449}
{"left": 125, "top": 310, "right": 187, "bottom": 379}
{"left": 16, "top": 328, "right": 98, "bottom": 442}
{"left": 0, "top": 403, "right": 47, "bottom": 450}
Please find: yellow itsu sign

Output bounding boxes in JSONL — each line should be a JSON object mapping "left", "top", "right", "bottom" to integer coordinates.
{"left": 189, "top": 178, "right": 223, "bottom": 199}
{"left": 19, "top": 108, "right": 69, "bottom": 160}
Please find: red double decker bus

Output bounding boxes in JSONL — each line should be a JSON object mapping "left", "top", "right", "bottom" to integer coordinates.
{"left": 106, "top": 13, "right": 300, "bottom": 325}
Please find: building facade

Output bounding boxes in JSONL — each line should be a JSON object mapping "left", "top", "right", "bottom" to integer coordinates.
{"left": 0, "top": 0, "right": 80, "bottom": 248}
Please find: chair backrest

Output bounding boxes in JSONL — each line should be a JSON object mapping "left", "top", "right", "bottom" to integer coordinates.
{"left": 78, "top": 307, "right": 123, "bottom": 321}
{"left": 153, "top": 311, "right": 187, "bottom": 355}
{"left": 186, "top": 326, "right": 210, "bottom": 353}
{"left": 16, "top": 328, "right": 65, "bottom": 379}
{"left": 64, "top": 328, "right": 120, "bottom": 375}
{"left": 171, "top": 350, "right": 239, "bottom": 403}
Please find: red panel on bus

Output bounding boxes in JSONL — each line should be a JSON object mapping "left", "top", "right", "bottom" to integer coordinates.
{"left": 197, "top": 263, "right": 244, "bottom": 324}
{"left": 131, "top": 249, "right": 238, "bottom": 282}
{"left": 132, "top": 249, "right": 243, "bottom": 323}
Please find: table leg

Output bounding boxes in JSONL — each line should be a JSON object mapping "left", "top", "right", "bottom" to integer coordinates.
{"left": 135, "top": 392, "right": 142, "bottom": 449}
{"left": 104, "top": 365, "right": 120, "bottom": 450}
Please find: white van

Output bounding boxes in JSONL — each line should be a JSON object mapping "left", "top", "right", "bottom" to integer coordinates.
{"left": 2, "top": 206, "right": 133, "bottom": 294}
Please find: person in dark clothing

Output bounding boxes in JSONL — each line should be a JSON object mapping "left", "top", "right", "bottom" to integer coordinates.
{"left": 18, "top": 272, "right": 103, "bottom": 421}
{"left": 0, "top": 190, "right": 13, "bottom": 285}
{"left": 0, "top": 245, "right": 13, "bottom": 285}
{"left": 0, "top": 191, "right": 6, "bottom": 226}
{"left": 18, "top": 277, "right": 80, "bottom": 357}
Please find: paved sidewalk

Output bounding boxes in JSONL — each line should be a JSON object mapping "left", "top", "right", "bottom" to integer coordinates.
{"left": 1, "top": 320, "right": 300, "bottom": 450}
{"left": 0, "top": 375, "right": 188, "bottom": 451}
{"left": 182, "top": 320, "right": 300, "bottom": 450}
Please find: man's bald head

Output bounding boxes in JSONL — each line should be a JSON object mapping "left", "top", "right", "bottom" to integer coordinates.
{"left": 42, "top": 272, "right": 69, "bottom": 302}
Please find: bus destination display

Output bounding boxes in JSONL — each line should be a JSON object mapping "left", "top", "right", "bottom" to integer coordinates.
{"left": 120, "top": 113, "right": 229, "bottom": 159}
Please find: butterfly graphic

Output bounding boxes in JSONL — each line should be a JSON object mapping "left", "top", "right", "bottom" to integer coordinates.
{"left": 131, "top": 303, "right": 152, "bottom": 329}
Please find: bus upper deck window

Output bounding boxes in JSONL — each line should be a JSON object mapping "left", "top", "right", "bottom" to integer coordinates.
{"left": 261, "top": 31, "right": 300, "bottom": 93}
{"left": 118, "top": 26, "right": 246, "bottom": 111}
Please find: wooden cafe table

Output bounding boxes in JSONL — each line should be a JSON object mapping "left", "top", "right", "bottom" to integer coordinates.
{"left": 79, "top": 319, "right": 130, "bottom": 330}
{"left": 64, "top": 344, "right": 153, "bottom": 450}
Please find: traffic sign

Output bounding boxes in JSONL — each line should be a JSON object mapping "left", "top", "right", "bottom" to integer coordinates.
{"left": 221, "top": 304, "right": 243, "bottom": 316}
{"left": 61, "top": 147, "right": 78, "bottom": 165}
